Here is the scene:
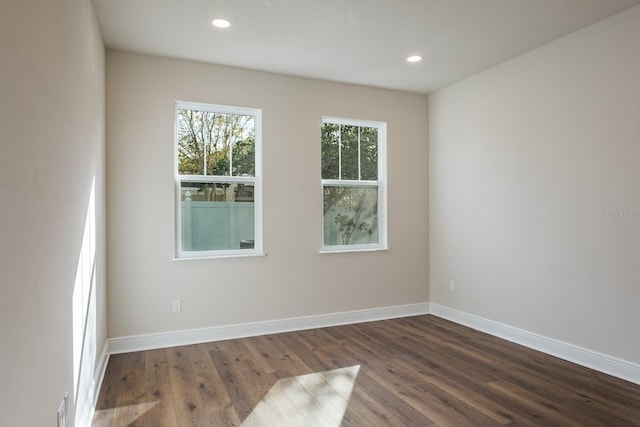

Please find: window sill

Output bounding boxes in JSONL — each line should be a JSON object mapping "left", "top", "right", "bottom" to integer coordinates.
{"left": 174, "top": 252, "right": 266, "bottom": 261}
{"left": 319, "top": 247, "right": 389, "bottom": 255}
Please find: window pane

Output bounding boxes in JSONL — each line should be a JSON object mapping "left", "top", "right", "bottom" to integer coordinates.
{"left": 340, "top": 125, "right": 359, "bottom": 180}
{"left": 230, "top": 115, "right": 255, "bottom": 176}
{"left": 321, "top": 123, "right": 340, "bottom": 179}
{"left": 360, "top": 127, "right": 378, "bottom": 180}
{"left": 177, "top": 109, "right": 255, "bottom": 177}
{"left": 180, "top": 181, "right": 255, "bottom": 251}
{"left": 206, "top": 113, "right": 231, "bottom": 176}
{"left": 177, "top": 109, "right": 205, "bottom": 175}
{"left": 323, "top": 186, "right": 378, "bottom": 246}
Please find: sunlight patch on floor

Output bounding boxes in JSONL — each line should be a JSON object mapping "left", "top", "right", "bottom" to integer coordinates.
{"left": 242, "top": 365, "right": 361, "bottom": 427}
{"left": 93, "top": 401, "right": 159, "bottom": 424}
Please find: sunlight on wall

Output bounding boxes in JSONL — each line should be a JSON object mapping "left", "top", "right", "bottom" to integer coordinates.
{"left": 72, "top": 177, "right": 98, "bottom": 425}
{"left": 242, "top": 365, "right": 360, "bottom": 426}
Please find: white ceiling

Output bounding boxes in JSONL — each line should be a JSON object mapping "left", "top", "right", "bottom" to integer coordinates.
{"left": 94, "top": 0, "right": 640, "bottom": 94}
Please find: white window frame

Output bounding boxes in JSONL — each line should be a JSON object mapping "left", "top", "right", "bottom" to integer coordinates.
{"left": 320, "top": 116, "right": 387, "bottom": 253}
{"left": 174, "top": 101, "right": 263, "bottom": 259}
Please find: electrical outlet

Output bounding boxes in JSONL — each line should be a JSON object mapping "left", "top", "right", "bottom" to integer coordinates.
{"left": 449, "top": 281, "right": 455, "bottom": 292}
{"left": 57, "top": 392, "right": 68, "bottom": 427}
{"left": 172, "top": 299, "right": 182, "bottom": 313}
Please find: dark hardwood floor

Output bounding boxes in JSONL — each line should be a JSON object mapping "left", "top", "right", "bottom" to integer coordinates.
{"left": 92, "top": 315, "right": 640, "bottom": 426}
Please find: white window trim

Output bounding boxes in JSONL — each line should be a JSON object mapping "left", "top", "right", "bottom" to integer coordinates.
{"left": 320, "top": 116, "right": 388, "bottom": 253}
{"left": 174, "top": 101, "right": 263, "bottom": 260}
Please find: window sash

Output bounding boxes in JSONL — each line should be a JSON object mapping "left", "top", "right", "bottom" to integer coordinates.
{"left": 177, "top": 175, "right": 256, "bottom": 184}
{"left": 322, "top": 184, "right": 381, "bottom": 249}
{"left": 322, "top": 179, "right": 379, "bottom": 187}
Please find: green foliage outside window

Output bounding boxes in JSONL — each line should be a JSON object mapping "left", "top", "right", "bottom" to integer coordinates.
{"left": 177, "top": 109, "right": 255, "bottom": 177}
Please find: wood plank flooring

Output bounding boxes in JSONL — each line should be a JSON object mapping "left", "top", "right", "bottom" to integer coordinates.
{"left": 92, "top": 315, "right": 640, "bottom": 426}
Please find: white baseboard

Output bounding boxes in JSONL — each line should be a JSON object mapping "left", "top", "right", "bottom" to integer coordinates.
{"left": 429, "top": 303, "right": 640, "bottom": 385}
{"left": 108, "top": 302, "right": 430, "bottom": 355}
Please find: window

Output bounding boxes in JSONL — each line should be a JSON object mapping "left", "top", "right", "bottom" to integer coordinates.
{"left": 175, "top": 101, "right": 262, "bottom": 258}
{"left": 321, "top": 117, "right": 387, "bottom": 252}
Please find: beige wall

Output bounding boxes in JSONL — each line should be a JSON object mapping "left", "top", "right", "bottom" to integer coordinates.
{"left": 0, "top": 0, "right": 106, "bottom": 425}
{"left": 429, "top": 5, "right": 640, "bottom": 363}
{"left": 106, "top": 51, "right": 429, "bottom": 338}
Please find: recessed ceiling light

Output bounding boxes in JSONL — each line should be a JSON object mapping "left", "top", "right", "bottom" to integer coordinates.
{"left": 406, "top": 55, "right": 423, "bottom": 63}
{"left": 212, "top": 18, "right": 231, "bottom": 28}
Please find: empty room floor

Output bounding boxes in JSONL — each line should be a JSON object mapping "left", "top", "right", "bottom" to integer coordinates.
{"left": 92, "top": 315, "right": 640, "bottom": 426}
